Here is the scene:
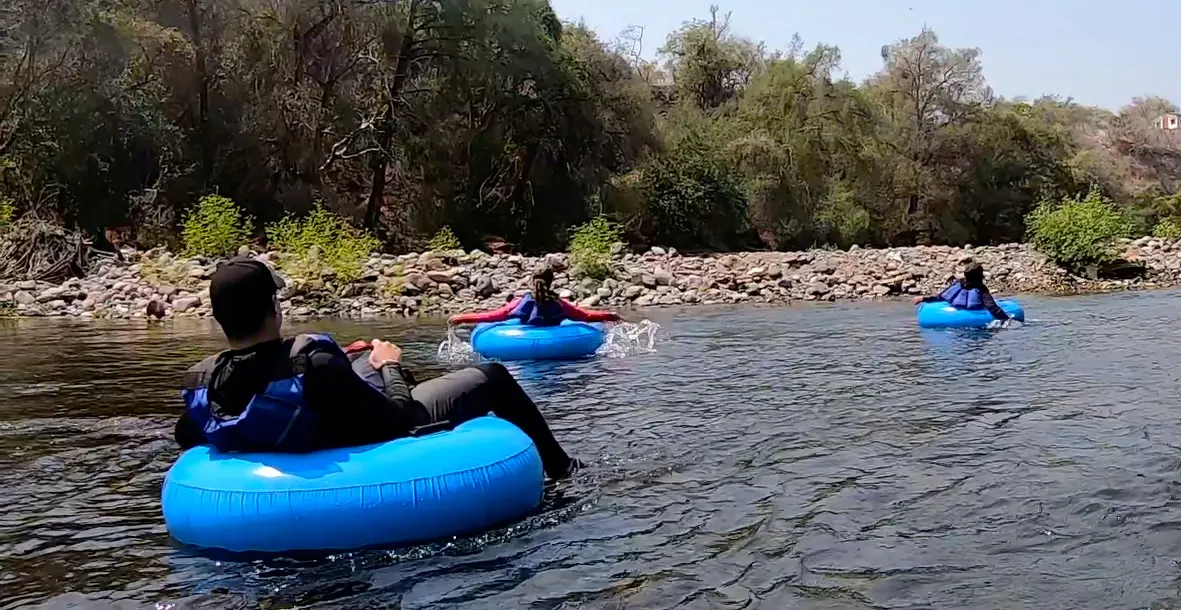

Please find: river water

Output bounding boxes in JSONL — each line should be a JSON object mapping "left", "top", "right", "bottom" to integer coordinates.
{"left": 4, "top": 292, "right": 1181, "bottom": 609}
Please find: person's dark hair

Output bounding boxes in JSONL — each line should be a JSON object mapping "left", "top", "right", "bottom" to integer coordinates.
{"left": 531, "top": 265, "right": 556, "bottom": 302}
{"left": 963, "top": 262, "right": 985, "bottom": 285}
{"left": 216, "top": 296, "right": 275, "bottom": 340}
{"left": 209, "top": 257, "right": 285, "bottom": 340}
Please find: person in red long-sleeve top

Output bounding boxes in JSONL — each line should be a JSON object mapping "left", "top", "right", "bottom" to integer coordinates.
{"left": 450, "top": 265, "right": 621, "bottom": 326}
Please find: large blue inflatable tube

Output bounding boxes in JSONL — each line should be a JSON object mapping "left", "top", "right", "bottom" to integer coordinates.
{"left": 916, "top": 299, "right": 1025, "bottom": 329}
{"left": 471, "top": 319, "right": 605, "bottom": 360}
{"left": 161, "top": 417, "right": 544, "bottom": 553}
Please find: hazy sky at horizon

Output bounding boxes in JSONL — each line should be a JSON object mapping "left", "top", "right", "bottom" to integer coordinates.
{"left": 548, "top": 0, "right": 1180, "bottom": 110}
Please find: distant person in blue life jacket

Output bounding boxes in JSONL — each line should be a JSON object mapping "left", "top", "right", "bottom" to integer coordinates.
{"left": 173, "top": 257, "right": 581, "bottom": 479}
{"left": 913, "top": 262, "right": 1010, "bottom": 322}
{"left": 449, "top": 264, "right": 621, "bottom": 326}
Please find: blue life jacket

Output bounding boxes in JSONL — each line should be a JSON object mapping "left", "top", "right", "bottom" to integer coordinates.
{"left": 181, "top": 334, "right": 349, "bottom": 453}
{"left": 937, "top": 280, "right": 983, "bottom": 310}
{"left": 509, "top": 292, "right": 566, "bottom": 326}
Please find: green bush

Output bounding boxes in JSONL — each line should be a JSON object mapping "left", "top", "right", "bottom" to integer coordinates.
{"left": 1128, "top": 192, "right": 1181, "bottom": 236}
{"left": 266, "top": 204, "right": 380, "bottom": 283}
{"left": 427, "top": 226, "right": 462, "bottom": 251}
{"left": 568, "top": 216, "right": 621, "bottom": 280}
{"left": 0, "top": 197, "right": 13, "bottom": 229}
{"left": 181, "top": 194, "right": 253, "bottom": 258}
{"left": 1026, "top": 187, "right": 1133, "bottom": 268}
{"left": 1153, "top": 217, "right": 1181, "bottom": 240}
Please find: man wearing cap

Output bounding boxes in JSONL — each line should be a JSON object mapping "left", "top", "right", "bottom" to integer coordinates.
{"left": 173, "top": 257, "right": 581, "bottom": 479}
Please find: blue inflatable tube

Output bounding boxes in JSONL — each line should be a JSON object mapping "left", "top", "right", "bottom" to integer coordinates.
{"left": 916, "top": 299, "right": 1025, "bottom": 329}
{"left": 471, "top": 319, "right": 605, "bottom": 361}
{"left": 161, "top": 417, "right": 543, "bottom": 553}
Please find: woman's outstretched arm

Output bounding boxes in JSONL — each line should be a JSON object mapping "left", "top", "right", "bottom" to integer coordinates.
{"left": 558, "top": 299, "right": 620, "bottom": 322}
{"left": 450, "top": 297, "right": 522, "bottom": 325}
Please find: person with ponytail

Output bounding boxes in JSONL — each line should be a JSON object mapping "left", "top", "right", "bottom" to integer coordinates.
{"left": 450, "top": 264, "right": 621, "bottom": 327}
{"left": 913, "top": 262, "right": 1010, "bottom": 322}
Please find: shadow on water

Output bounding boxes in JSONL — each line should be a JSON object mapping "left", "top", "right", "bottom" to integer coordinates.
{"left": 9, "top": 293, "right": 1181, "bottom": 608}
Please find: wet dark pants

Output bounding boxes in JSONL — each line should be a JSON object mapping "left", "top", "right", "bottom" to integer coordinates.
{"left": 410, "top": 363, "right": 573, "bottom": 478}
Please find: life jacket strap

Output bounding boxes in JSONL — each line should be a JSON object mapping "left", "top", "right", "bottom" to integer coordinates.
{"left": 273, "top": 404, "right": 304, "bottom": 447}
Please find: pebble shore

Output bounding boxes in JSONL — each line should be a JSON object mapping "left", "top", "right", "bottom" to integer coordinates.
{"left": 3, "top": 237, "right": 1180, "bottom": 319}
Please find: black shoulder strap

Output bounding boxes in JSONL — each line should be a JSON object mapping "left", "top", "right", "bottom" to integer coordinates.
{"left": 182, "top": 354, "right": 221, "bottom": 390}
{"left": 288, "top": 334, "right": 342, "bottom": 375}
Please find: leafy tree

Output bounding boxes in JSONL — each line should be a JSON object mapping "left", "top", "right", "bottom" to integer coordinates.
{"left": 1, "top": 1, "right": 1179, "bottom": 262}
{"left": 658, "top": 5, "right": 768, "bottom": 112}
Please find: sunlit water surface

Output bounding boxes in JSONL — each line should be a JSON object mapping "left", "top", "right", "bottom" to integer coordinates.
{"left": 4, "top": 292, "right": 1181, "bottom": 609}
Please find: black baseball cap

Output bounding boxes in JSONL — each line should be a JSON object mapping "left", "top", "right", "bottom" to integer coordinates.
{"left": 209, "top": 257, "right": 286, "bottom": 337}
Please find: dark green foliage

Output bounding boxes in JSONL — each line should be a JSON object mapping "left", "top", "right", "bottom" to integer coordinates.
{"left": 636, "top": 136, "right": 747, "bottom": 250}
{"left": 0, "top": 3, "right": 1177, "bottom": 257}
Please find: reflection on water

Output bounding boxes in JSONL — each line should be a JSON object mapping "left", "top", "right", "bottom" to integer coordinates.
{"left": 5, "top": 292, "right": 1181, "bottom": 608}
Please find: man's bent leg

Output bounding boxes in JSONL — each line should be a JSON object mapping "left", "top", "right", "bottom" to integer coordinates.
{"left": 410, "top": 363, "right": 577, "bottom": 478}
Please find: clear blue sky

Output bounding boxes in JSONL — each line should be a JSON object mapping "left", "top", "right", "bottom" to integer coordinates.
{"left": 550, "top": 0, "right": 1180, "bottom": 110}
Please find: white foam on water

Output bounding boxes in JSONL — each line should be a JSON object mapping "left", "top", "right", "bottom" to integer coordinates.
{"left": 436, "top": 326, "right": 479, "bottom": 364}
{"left": 597, "top": 319, "right": 663, "bottom": 358}
{"left": 436, "top": 319, "right": 664, "bottom": 363}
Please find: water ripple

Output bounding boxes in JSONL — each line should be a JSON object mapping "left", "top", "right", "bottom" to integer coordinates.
{"left": 6, "top": 293, "right": 1181, "bottom": 608}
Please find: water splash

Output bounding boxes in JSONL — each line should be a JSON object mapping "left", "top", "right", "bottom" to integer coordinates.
{"left": 987, "top": 318, "right": 1026, "bottom": 330}
{"left": 436, "top": 326, "right": 479, "bottom": 364}
{"left": 597, "top": 319, "right": 663, "bottom": 358}
{"left": 437, "top": 320, "right": 663, "bottom": 363}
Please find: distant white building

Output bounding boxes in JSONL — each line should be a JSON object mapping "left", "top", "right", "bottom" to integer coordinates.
{"left": 1153, "top": 113, "right": 1180, "bottom": 130}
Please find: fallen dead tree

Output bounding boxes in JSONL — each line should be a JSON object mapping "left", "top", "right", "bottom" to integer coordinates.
{"left": 0, "top": 218, "right": 117, "bottom": 283}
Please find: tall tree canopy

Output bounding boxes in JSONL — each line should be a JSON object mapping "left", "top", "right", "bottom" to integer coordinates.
{"left": 0, "top": 2, "right": 1176, "bottom": 252}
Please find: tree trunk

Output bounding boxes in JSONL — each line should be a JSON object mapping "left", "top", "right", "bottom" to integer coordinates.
{"left": 365, "top": 103, "right": 396, "bottom": 229}
{"left": 364, "top": 18, "right": 419, "bottom": 230}
{"left": 185, "top": 0, "right": 211, "bottom": 186}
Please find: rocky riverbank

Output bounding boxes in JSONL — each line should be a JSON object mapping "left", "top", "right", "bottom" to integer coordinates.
{"left": 3, "top": 238, "right": 1181, "bottom": 319}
